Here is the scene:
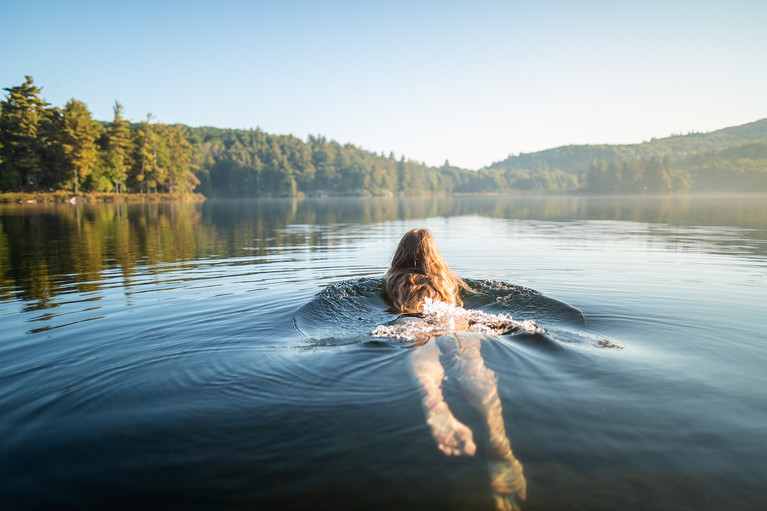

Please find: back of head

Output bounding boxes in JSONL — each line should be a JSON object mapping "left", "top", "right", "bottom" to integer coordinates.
{"left": 385, "top": 228, "right": 469, "bottom": 313}
{"left": 386, "top": 272, "right": 440, "bottom": 314}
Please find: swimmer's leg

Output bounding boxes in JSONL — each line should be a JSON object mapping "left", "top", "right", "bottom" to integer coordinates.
{"left": 409, "top": 337, "right": 476, "bottom": 456}
{"left": 452, "top": 334, "right": 526, "bottom": 508}
{"left": 452, "top": 335, "right": 512, "bottom": 458}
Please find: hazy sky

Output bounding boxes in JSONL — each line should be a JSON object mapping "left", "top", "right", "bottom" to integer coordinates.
{"left": 3, "top": 0, "right": 766, "bottom": 169}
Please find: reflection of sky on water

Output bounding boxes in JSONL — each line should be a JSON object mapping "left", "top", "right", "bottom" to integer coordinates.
{"left": 1, "top": 195, "right": 767, "bottom": 510}
{"left": 1, "top": 195, "right": 766, "bottom": 315}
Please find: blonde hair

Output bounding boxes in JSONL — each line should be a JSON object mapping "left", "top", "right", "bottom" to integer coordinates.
{"left": 385, "top": 228, "right": 470, "bottom": 314}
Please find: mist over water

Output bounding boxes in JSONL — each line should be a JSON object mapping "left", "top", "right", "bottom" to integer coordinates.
{"left": 1, "top": 195, "right": 766, "bottom": 510}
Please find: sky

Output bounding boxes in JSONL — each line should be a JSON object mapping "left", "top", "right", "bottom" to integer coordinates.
{"left": 3, "top": 0, "right": 766, "bottom": 169}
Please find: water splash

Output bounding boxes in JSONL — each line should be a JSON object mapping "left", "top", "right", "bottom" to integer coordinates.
{"left": 372, "top": 297, "right": 543, "bottom": 341}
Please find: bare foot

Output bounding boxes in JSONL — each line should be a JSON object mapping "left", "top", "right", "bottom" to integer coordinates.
{"left": 426, "top": 401, "right": 477, "bottom": 456}
{"left": 489, "top": 458, "right": 527, "bottom": 511}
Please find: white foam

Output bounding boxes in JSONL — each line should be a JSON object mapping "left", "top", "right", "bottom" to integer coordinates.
{"left": 372, "top": 298, "right": 543, "bottom": 341}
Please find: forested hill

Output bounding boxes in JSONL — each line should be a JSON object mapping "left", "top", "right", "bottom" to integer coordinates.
{"left": 488, "top": 118, "right": 767, "bottom": 175}
{"left": 2, "top": 76, "right": 765, "bottom": 197}
{"left": 184, "top": 126, "right": 579, "bottom": 196}
{"left": 186, "top": 126, "right": 451, "bottom": 197}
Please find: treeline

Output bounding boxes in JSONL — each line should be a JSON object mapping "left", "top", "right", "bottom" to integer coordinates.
{"left": 584, "top": 142, "right": 767, "bottom": 193}
{"left": 585, "top": 156, "right": 691, "bottom": 193}
{"left": 3, "top": 76, "right": 765, "bottom": 197}
{"left": 450, "top": 166, "right": 578, "bottom": 193}
{"left": 0, "top": 76, "right": 199, "bottom": 195}
{"left": 186, "top": 126, "right": 578, "bottom": 196}
{"left": 490, "top": 119, "right": 767, "bottom": 175}
{"left": 1, "top": 77, "right": 578, "bottom": 197}
{"left": 492, "top": 119, "right": 767, "bottom": 193}
{"left": 188, "top": 127, "right": 448, "bottom": 196}
{"left": 0, "top": 77, "right": 578, "bottom": 197}
{"left": 674, "top": 142, "right": 767, "bottom": 191}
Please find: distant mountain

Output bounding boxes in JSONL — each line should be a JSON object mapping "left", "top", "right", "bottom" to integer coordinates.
{"left": 488, "top": 118, "right": 767, "bottom": 175}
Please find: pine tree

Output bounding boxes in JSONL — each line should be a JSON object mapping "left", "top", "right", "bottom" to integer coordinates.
{"left": 0, "top": 76, "right": 49, "bottom": 191}
{"left": 104, "top": 101, "right": 132, "bottom": 193}
{"left": 39, "top": 105, "right": 68, "bottom": 189}
{"left": 164, "top": 124, "right": 198, "bottom": 193}
{"left": 61, "top": 99, "right": 99, "bottom": 195}
{"left": 149, "top": 124, "right": 170, "bottom": 193}
{"left": 131, "top": 115, "right": 156, "bottom": 193}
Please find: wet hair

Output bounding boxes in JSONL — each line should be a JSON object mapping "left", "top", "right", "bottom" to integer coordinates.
{"left": 385, "top": 228, "right": 470, "bottom": 314}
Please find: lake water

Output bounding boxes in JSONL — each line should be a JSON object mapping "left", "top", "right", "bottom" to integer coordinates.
{"left": 1, "top": 195, "right": 766, "bottom": 510}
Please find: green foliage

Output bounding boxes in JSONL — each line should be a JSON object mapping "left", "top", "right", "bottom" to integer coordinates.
{"left": 187, "top": 127, "right": 406, "bottom": 196}
{"left": 183, "top": 127, "right": 579, "bottom": 197}
{"left": 187, "top": 119, "right": 766, "bottom": 197}
{"left": 586, "top": 156, "right": 683, "bottom": 193}
{"left": 0, "top": 76, "right": 49, "bottom": 190}
{"left": 61, "top": 98, "right": 99, "bottom": 194}
{"left": 163, "top": 124, "right": 199, "bottom": 194}
{"left": 130, "top": 117, "right": 157, "bottom": 193}
{"left": 491, "top": 119, "right": 767, "bottom": 176}
{"left": 583, "top": 141, "right": 767, "bottom": 194}
{"left": 0, "top": 79, "right": 199, "bottom": 196}
{"left": 673, "top": 142, "right": 767, "bottom": 192}
{"left": 495, "top": 119, "right": 767, "bottom": 194}
{"left": 1, "top": 77, "right": 766, "bottom": 196}
{"left": 98, "top": 101, "right": 132, "bottom": 193}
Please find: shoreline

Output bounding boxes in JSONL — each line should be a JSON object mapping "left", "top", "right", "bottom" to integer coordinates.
{"left": 3, "top": 190, "right": 766, "bottom": 205}
{"left": 0, "top": 192, "right": 206, "bottom": 204}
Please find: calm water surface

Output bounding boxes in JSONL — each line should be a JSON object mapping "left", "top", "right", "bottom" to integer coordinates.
{"left": 1, "top": 195, "right": 766, "bottom": 510}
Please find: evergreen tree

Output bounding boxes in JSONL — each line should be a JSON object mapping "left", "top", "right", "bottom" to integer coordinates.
{"left": 149, "top": 124, "right": 170, "bottom": 193}
{"left": 164, "top": 124, "right": 199, "bottom": 193}
{"left": 61, "top": 99, "right": 99, "bottom": 194}
{"left": 131, "top": 116, "right": 156, "bottom": 193}
{"left": 286, "top": 137, "right": 314, "bottom": 193}
{"left": 39, "top": 105, "right": 67, "bottom": 189}
{"left": 0, "top": 76, "right": 48, "bottom": 191}
{"left": 103, "top": 101, "right": 132, "bottom": 193}
{"left": 310, "top": 137, "right": 336, "bottom": 192}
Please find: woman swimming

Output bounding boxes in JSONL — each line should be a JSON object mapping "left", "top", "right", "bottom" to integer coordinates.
{"left": 385, "top": 228, "right": 527, "bottom": 511}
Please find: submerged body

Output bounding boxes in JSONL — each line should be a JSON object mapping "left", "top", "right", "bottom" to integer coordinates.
{"left": 384, "top": 229, "right": 527, "bottom": 510}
